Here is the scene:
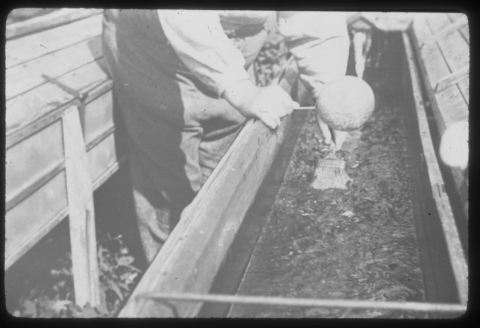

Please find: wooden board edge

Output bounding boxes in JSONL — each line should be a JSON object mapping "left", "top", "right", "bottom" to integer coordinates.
{"left": 7, "top": 8, "right": 104, "bottom": 40}
{"left": 5, "top": 207, "right": 69, "bottom": 269}
{"left": 402, "top": 32, "right": 468, "bottom": 305}
{"left": 118, "top": 57, "right": 299, "bottom": 318}
{"left": 6, "top": 99, "right": 80, "bottom": 149}
{"left": 407, "top": 24, "right": 448, "bottom": 136}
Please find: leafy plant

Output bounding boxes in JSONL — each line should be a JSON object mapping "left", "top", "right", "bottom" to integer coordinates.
{"left": 13, "top": 234, "right": 142, "bottom": 318}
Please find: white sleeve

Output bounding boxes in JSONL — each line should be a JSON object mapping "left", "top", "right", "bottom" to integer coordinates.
{"left": 277, "top": 11, "right": 350, "bottom": 98}
{"left": 157, "top": 10, "right": 252, "bottom": 97}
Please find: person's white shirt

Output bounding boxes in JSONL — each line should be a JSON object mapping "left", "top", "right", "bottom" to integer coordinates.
{"left": 158, "top": 10, "right": 350, "bottom": 99}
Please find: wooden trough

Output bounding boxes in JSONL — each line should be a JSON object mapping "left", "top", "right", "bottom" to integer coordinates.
{"left": 5, "top": 11, "right": 468, "bottom": 317}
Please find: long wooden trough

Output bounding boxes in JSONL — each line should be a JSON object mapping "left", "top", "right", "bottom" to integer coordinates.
{"left": 118, "top": 13, "right": 468, "bottom": 318}
{"left": 5, "top": 11, "right": 468, "bottom": 318}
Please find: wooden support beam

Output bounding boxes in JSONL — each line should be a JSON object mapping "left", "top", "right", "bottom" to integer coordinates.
{"left": 139, "top": 292, "right": 466, "bottom": 314}
{"left": 422, "top": 19, "right": 468, "bottom": 48}
{"left": 7, "top": 8, "right": 103, "bottom": 40}
{"left": 6, "top": 35, "right": 103, "bottom": 100}
{"left": 402, "top": 33, "right": 468, "bottom": 305}
{"left": 118, "top": 57, "right": 299, "bottom": 318}
{"left": 6, "top": 14, "right": 103, "bottom": 69}
{"left": 63, "top": 106, "right": 100, "bottom": 307}
{"left": 434, "top": 67, "right": 469, "bottom": 93}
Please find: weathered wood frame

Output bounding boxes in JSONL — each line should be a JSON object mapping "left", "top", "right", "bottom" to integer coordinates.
{"left": 118, "top": 56, "right": 299, "bottom": 317}
{"left": 6, "top": 11, "right": 468, "bottom": 317}
{"left": 408, "top": 13, "right": 469, "bottom": 219}
{"left": 118, "top": 27, "right": 468, "bottom": 318}
{"left": 5, "top": 10, "right": 123, "bottom": 307}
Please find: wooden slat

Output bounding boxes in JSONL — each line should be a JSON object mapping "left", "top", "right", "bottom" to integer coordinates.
{"left": 6, "top": 8, "right": 103, "bottom": 40}
{"left": 6, "top": 14, "right": 103, "bottom": 69}
{"left": 458, "top": 24, "right": 469, "bottom": 44}
{"left": 426, "top": 13, "right": 452, "bottom": 34}
{"left": 457, "top": 79, "right": 469, "bottom": 104}
{"left": 447, "top": 13, "right": 466, "bottom": 23}
{"left": 50, "top": 56, "right": 110, "bottom": 96}
{"left": 403, "top": 33, "right": 468, "bottom": 305}
{"left": 6, "top": 120, "right": 64, "bottom": 197}
{"left": 83, "top": 91, "right": 113, "bottom": 144}
{"left": 435, "top": 29, "right": 469, "bottom": 75}
{"left": 92, "top": 155, "right": 128, "bottom": 191}
{"left": 6, "top": 35, "right": 103, "bottom": 100}
{"left": 63, "top": 106, "right": 100, "bottom": 307}
{"left": 6, "top": 58, "right": 109, "bottom": 137}
{"left": 141, "top": 292, "right": 466, "bottom": 313}
{"left": 434, "top": 67, "right": 468, "bottom": 93}
{"left": 5, "top": 207, "right": 69, "bottom": 269}
{"left": 411, "top": 15, "right": 433, "bottom": 45}
{"left": 6, "top": 83, "right": 75, "bottom": 137}
{"left": 435, "top": 85, "right": 469, "bottom": 130}
{"left": 86, "top": 132, "right": 118, "bottom": 182}
{"left": 118, "top": 57, "right": 299, "bottom": 318}
{"left": 421, "top": 42, "right": 451, "bottom": 93}
{"left": 409, "top": 20, "right": 469, "bottom": 216}
{"left": 435, "top": 30, "right": 469, "bottom": 103}
{"left": 6, "top": 171, "right": 68, "bottom": 264}
{"left": 423, "top": 19, "right": 468, "bottom": 47}
{"left": 410, "top": 18, "right": 469, "bottom": 136}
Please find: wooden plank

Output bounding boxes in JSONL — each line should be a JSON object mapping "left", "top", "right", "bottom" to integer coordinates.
{"left": 458, "top": 24, "right": 469, "bottom": 44}
{"left": 6, "top": 58, "right": 109, "bottom": 137}
{"left": 6, "top": 8, "right": 103, "bottom": 40}
{"left": 6, "top": 120, "right": 64, "bottom": 197}
{"left": 447, "top": 13, "right": 466, "bottom": 23}
{"left": 92, "top": 155, "right": 128, "bottom": 191}
{"left": 6, "top": 162, "right": 65, "bottom": 212}
{"left": 5, "top": 208, "right": 68, "bottom": 269}
{"left": 435, "top": 30, "right": 469, "bottom": 76}
{"left": 6, "top": 83, "right": 75, "bottom": 137}
{"left": 86, "top": 132, "right": 118, "bottom": 182}
{"left": 409, "top": 24, "right": 468, "bottom": 136}
{"left": 411, "top": 15, "right": 433, "bottom": 45}
{"left": 457, "top": 79, "right": 469, "bottom": 105}
{"left": 118, "top": 57, "right": 299, "bottom": 318}
{"left": 426, "top": 13, "right": 452, "bottom": 34}
{"left": 409, "top": 24, "right": 468, "bottom": 220}
{"left": 435, "top": 85, "right": 469, "bottom": 131}
{"left": 141, "top": 292, "right": 466, "bottom": 313}
{"left": 63, "top": 106, "right": 100, "bottom": 307}
{"left": 435, "top": 30, "right": 469, "bottom": 103}
{"left": 6, "top": 14, "right": 103, "bottom": 69}
{"left": 421, "top": 42, "right": 451, "bottom": 95}
{"left": 6, "top": 35, "right": 103, "bottom": 100}
{"left": 6, "top": 171, "right": 68, "bottom": 266}
{"left": 423, "top": 19, "right": 468, "bottom": 47}
{"left": 83, "top": 91, "right": 113, "bottom": 144}
{"left": 403, "top": 33, "right": 468, "bottom": 305}
{"left": 434, "top": 67, "right": 468, "bottom": 93}
{"left": 55, "top": 58, "right": 111, "bottom": 97}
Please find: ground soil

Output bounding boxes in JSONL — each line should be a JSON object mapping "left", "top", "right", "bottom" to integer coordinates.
{"left": 228, "top": 32, "right": 427, "bottom": 319}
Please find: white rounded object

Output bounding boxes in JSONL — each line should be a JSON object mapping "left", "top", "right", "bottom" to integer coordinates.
{"left": 316, "top": 76, "right": 375, "bottom": 131}
{"left": 439, "top": 120, "right": 469, "bottom": 170}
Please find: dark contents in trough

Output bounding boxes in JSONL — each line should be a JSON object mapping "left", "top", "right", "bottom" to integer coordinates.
{"left": 218, "top": 32, "right": 426, "bottom": 318}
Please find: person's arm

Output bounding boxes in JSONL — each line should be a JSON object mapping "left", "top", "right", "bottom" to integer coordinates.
{"left": 278, "top": 11, "right": 350, "bottom": 149}
{"left": 157, "top": 10, "right": 298, "bottom": 129}
{"left": 157, "top": 10, "right": 251, "bottom": 96}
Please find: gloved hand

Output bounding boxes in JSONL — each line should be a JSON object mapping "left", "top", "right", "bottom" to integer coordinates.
{"left": 223, "top": 79, "right": 299, "bottom": 130}
{"left": 315, "top": 110, "right": 348, "bottom": 151}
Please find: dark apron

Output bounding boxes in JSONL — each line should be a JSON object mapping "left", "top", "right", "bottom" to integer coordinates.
{"left": 102, "top": 9, "right": 270, "bottom": 261}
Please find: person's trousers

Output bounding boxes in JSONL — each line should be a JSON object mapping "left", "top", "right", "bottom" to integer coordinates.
{"left": 101, "top": 10, "right": 270, "bottom": 262}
